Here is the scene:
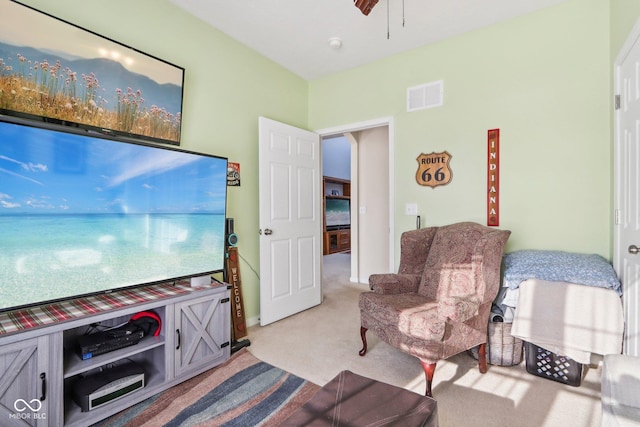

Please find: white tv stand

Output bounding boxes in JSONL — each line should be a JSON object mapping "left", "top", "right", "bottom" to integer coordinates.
{"left": 0, "top": 282, "right": 231, "bottom": 426}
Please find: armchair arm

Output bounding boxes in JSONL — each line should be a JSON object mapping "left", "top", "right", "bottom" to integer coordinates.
{"left": 437, "top": 295, "right": 481, "bottom": 322}
{"left": 369, "top": 273, "right": 421, "bottom": 295}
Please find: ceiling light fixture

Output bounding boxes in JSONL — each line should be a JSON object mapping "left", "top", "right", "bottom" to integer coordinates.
{"left": 328, "top": 37, "right": 343, "bottom": 50}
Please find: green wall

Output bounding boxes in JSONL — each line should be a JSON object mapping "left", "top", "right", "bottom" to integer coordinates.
{"left": 611, "top": 0, "right": 640, "bottom": 56}
{"left": 310, "top": 0, "right": 611, "bottom": 258}
{"left": 13, "top": 0, "right": 640, "bottom": 322}
{"left": 20, "top": 0, "right": 309, "bottom": 322}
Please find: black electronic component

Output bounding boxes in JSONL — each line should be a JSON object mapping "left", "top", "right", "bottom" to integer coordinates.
{"left": 226, "top": 217, "right": 238, "bottom": 247}
{"left": 77, "top": 327, "right": 144, "bottom": 360}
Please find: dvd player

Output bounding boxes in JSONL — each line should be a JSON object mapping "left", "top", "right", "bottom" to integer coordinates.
{"left": 73, "top": 361, "right": 146, "bottom": 412}
{"left": 77, "top": 327, "right": 144, "bottom": 360}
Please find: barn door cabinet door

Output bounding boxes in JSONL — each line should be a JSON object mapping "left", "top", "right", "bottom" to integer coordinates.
{"left": 174, "top": 291, "right": 231, "bottom": 379}
{"left": 0, "top": 334, "right": 62, "bottom": 427}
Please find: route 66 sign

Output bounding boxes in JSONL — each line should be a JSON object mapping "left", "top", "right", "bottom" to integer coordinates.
{"left": 416, "top": 151, "right": 452, "bottom": 188}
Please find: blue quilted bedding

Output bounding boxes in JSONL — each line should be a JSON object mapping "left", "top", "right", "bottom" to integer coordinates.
{"left": 503, "top": 250, "right": 622, "bottom": 296}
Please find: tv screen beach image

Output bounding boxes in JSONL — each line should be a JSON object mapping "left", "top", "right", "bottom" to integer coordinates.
{"left": 0, "top": 121, "right": 227, "bottom": 311}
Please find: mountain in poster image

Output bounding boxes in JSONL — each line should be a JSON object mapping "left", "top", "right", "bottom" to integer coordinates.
{"left": 0, "top": 42, "right": 182, "bottom": 115}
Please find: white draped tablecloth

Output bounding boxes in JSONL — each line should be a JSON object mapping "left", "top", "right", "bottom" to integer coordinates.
{"left": 511, "top": 279, "right": 624, "bottom": 364}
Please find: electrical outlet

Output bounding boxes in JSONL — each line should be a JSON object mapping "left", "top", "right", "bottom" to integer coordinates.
{"left": 405, "top": 203, "right": 418, "bottom": 215}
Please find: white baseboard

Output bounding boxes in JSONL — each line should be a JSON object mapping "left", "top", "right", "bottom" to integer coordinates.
{"left": 246, "top": 316, "right": 260, "bottom": 327}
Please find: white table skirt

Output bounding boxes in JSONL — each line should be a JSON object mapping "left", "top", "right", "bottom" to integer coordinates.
{"left": 511, "top": 279, "right": 624, "bottom": 364}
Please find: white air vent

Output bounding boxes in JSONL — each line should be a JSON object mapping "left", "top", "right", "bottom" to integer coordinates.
{"left": 407, "top": 80, "right": 443, "bottom": 112}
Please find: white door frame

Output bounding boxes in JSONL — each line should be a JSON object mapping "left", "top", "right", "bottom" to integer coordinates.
{"left": 316, "top": 117, "right": 396, "bottom": 278}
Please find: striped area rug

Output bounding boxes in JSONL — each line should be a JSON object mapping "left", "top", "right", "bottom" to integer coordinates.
{"left": 94, "top": 349, "right": 320, "bottom": 427}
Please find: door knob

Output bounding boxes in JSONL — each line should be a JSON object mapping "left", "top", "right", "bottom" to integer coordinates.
{"left": 264, "top": 228, "right": 273, "bottom": 235}
{"left": 629, "top": 245, "right": 640, "bottom": 254}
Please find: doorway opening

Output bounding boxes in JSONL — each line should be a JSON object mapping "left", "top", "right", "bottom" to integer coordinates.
{"left": 318, "top": 118, "right": 395, "bottom": 285}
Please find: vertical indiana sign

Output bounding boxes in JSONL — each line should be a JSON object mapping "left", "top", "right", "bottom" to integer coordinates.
{"left": 487, "top": 129, "right": 500, "bottom": 226}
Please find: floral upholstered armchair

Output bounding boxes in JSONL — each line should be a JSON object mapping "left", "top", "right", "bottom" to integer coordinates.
{"left": 358, "top": 222, "right": 511, "bottom": 396}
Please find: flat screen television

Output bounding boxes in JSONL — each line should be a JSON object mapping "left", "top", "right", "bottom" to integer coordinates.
{"left": 325, "top": 198, "right": 350, "bottom": 229}
{"left": 0, "top": 1, "right": 185, "bottom": 146}
{"left": 0, "top": 117, "right": 228, "bottom": 313}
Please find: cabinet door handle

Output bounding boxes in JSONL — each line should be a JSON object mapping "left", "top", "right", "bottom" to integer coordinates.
{"left": 40, "top": 372, "right": 46, "bottom": 401}
{"left": 176, "top": 329, "right": 181, "bottom": 350}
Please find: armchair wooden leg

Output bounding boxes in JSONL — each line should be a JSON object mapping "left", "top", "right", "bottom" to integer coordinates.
{"left": 419, "top": 360, "right": 437, "bottom": 397}
{"left": 478, "top": 342, "right": 488, "bottom": 374}
{"left": 359, "top": 326, "right": 368, "bottom": 356}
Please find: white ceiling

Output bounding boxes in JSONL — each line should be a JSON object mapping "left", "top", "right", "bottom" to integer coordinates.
{"left": 169, "top": 0, "right": 568, "bottom": 80}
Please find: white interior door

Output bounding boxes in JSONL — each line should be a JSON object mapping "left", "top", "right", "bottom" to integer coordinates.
{"left": 258, "top": 117, "right": 322, "bottom": 326}
{"left": 615, "top": 21, "right": 640, "bottom": 357}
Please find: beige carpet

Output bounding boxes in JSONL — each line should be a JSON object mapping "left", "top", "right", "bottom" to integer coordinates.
{"left": 248, "top": 253, "right": 602, "bottom": 427}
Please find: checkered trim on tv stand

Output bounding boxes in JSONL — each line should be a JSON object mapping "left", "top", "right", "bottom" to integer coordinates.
{"left": 0, "top": 281, "right": 203, "bottom": 335}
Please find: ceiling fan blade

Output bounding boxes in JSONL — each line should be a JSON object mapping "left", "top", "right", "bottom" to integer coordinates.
{"left": 354, "top": 0, "right": 379, "bottom": 16}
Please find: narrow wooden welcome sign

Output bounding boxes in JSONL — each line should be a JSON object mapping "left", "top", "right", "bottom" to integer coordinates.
{"left": 487, "top": 129, "right": 500, "bottom": 226}
{"left": 226, "top": 247, "right": 248, "bottom": 339}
